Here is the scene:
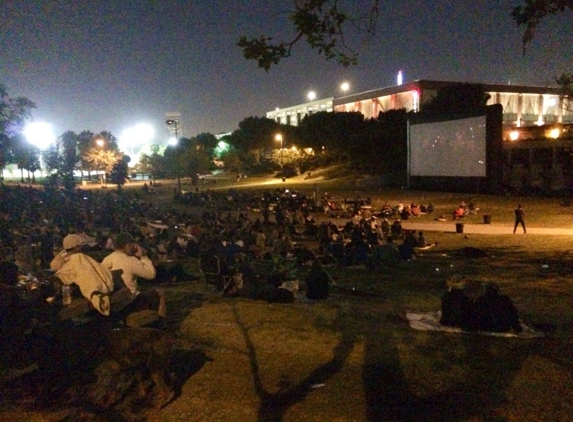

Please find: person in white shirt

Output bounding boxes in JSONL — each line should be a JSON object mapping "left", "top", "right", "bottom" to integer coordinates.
{"left": 101, "top": 232, "right": 165, "bottom": 318}
{"left": 101, "top": 232, "right": 156, "bottom": 295}
{"left": 51, "top": 234, "right": 114, "bottom": 316}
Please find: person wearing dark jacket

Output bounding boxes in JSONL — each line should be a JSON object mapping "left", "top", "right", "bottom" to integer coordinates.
{"left": 513, "top": 204, "right": 526, "bottom": 234}
{"left": 474, "top": 282, "right": 522, "bottom": 333}
{"left": 305, "top": 260, "right": 331, "bottom": 300}
{"left": 440, "top": 275, "right": 475, "bottom": 331}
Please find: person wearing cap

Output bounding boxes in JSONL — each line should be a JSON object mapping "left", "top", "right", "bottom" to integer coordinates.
{"left": 101, "top": 232, "right": 165, "bottom": 318}
{"left": 51, "top": 234, "right": 114, "bottom": 316}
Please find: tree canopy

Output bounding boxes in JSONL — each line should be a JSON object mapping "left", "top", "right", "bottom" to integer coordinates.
{"left": 0, "top": 83, "right": 36, "bottom": 178}
{"left": 511, "top": 0, "right": 573, "bottom": 53}
{"left": 238, "top": 0, "right": 379, "bottom": 70}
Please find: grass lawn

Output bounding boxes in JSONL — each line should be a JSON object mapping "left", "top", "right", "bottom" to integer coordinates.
{"left": 1, "top": 176, "right": 573, "bottom": 421}
{"left": 159, "top": 177, "right": 573, "bottom": 421}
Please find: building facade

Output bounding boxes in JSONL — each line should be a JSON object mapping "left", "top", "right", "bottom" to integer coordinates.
{"left": 266, "top": 98, "right": 333, "bottom": 126}
{"left": 267, "top": 80, "right": 572, "bottom": 130}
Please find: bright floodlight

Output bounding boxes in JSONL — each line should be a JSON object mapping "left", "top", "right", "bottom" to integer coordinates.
{"left": 340, "top": 82, "right": 350, "bottom": 93}
{"left": 307, "top": 91, "right": 316, "bottom": 101}
{"left": 121, "top": 123, "right": 155, "bottom": 147}
{"left": 168, "top": 137, "right": 178, "bottom": 146}
{"left": 23, "top": 122, "right": 56, "bottom": 150}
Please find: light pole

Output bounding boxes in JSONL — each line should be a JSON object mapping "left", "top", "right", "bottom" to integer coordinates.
{"left": 95, "top": 138, "right": 106, "bottom": 185}
{"left": 275, "top": 133, "right": 284, "bottom": 173}
{"left": 166, "top": 119, "right": 181, "bottom": 193}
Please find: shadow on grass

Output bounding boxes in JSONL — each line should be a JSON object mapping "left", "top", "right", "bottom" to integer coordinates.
{"left": 363, "top": 329, "right": 532, "bottom": 421}
{"left": 231, "top": 302, "right": 358, "bottom": 422}
{"left": 233, "top": 299, "right": 533, "bottom": 422}
{"left": 170, "top": 348, "right": 212, "bottom": 401}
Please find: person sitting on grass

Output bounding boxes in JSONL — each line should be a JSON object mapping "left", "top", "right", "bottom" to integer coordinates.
{"left": 391, "top": 219, "right": 403, "bottom": 239}
{"left": 51, "top": 234, "right": 114, "bottom": 316}
{"left": 440, "top": 275, "right": 475, "bottom": 331}
{"left": 305, "top": 260, "right": 331, "bottom": 300}
{"left": 474, "top": 282, "right": 522, "bottom": 333}
{"left": 416, "top": 231, "right": 428, "bottom": 248}
{"left": 398, "top": 231, "right": 417, "bottom": 261}
{"left": 101, "top": 232, "right": 166, "bottom": 319}
{"left": 452, "top": 206, "right": 465, "bottom": 220}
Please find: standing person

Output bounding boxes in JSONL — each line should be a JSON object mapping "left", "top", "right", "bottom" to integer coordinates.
{"left": 513, "top": 203, "right": 526, "bottom": 234}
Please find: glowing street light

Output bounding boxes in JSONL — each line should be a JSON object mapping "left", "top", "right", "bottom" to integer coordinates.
{"left": 307, "top": 91, "right": 316, "bottom": 101}
{"left": 96, "top": 138, "right": 105, "bottom": 148}
{"left": 275, "top": 133, "right": 283, "bottom": 149}
{"left": 340, "top": 82, "right": 350, "bottom": 94}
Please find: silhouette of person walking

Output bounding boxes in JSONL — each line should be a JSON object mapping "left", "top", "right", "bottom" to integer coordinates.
{"left": 513, "top": 204, "right": 526, "bottom": 234}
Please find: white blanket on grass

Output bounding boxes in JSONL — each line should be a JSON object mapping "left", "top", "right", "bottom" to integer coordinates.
{"left": 406, "top": 311, "right": 544, "bottom": 338}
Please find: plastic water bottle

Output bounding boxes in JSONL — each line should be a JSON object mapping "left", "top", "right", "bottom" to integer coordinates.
{"left": 62, "top": 285, "right": 72, "bottom": 305}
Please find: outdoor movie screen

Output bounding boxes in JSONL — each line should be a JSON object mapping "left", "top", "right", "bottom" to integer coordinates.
{"left": 409, "top": 115, "right": 486, "bottom": 177}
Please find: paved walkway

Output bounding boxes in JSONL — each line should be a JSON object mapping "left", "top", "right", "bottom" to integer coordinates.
{"left": 399, "top": 221, "right": 573, "bottom": 236}
{"left": 322, "top": 217, "right": 573, "bottom": 236}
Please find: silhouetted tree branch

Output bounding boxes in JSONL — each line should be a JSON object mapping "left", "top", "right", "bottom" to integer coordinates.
{"left": 238, "top": 0, "right": 379, "bottom": 71}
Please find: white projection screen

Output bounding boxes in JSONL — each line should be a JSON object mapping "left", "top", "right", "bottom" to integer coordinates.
{"left": 409, "top": 115, "right": 487, "bottom": 177}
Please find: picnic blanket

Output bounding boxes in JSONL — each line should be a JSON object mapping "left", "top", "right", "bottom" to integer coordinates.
{"left": 406, "top": 311, "right": 544, "bottom": 338}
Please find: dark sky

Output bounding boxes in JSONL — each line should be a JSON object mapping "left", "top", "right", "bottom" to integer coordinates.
{"left": 1, "top": 0, "right": 571, "bottom": 143}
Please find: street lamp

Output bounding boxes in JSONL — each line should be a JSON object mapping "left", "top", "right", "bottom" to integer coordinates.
{"left": 166, "top": 119, "right": 181, "bottom": 193}
{"left": 340, "top": 82, "right": 350, "bottom": 94}
{"left": 94, "top": 137, "right": 106, "bottom": 184}
{"left": 275, "top": 133, "right": 283, "bottom": 149}
{"left": 307, "top": 91, "right": 316, "bottom": 101}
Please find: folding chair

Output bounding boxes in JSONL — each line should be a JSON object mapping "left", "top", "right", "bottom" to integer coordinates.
{"left": 200, "top": 253, "right": 222, "bottom": 292}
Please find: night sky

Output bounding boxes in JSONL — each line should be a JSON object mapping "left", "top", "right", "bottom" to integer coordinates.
{"left": 1, "top": 0, "right": 571, "bottom": 143}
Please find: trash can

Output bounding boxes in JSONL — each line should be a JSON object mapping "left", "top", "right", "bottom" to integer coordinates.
{"left": 455, "top": 223, "right": 464, "bottom": 233}
{"left": 483, "top": 214, "right": 491, "bottom": 224}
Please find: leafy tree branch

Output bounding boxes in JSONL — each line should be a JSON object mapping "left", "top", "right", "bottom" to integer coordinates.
{"left": 511, "top": 0, "right": 573, "bottom": 54}
{"left": 238, "top": 0, "right": 379, "bottom": 70}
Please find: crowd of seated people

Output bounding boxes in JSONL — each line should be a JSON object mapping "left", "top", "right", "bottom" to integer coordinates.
{"left": 1, "top": 183, "right": 450, "bottom": 345}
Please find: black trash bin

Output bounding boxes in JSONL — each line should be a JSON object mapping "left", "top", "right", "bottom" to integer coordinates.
{"left": 483, "top": 214, "right": 492, "bottom": 224}
{"left": 455, "top": 223, "right": 464, "bottom": 233}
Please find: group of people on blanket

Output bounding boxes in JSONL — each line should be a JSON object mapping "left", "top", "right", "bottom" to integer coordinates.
{"left": 440, "top": 275, "right": 522, "bottom": 333}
